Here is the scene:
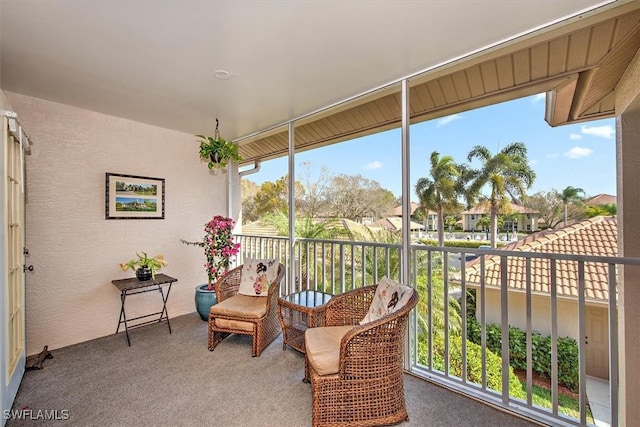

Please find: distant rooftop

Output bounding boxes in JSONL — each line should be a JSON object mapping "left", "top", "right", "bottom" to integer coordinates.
{"left": 373, "top": 217, "right": 425, "bottom": 231}
{"left": 240, "top": 221, "right": 280, "bottom": 236}
{"left": 586, "top": 194, "right": 616, "bottom": 206}
{"left": 390, "top": 202, "right": 435, "bottom": 217}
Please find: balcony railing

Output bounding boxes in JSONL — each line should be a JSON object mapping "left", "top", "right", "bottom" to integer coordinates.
{"left": 235, "top": 233, "right": 640, "bottom": 426}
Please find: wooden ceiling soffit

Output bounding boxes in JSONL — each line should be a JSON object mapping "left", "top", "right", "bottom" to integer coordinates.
{"left": 575, "top": 24, "right": 640, "bottom": 120}
{"left": 546, "top": 76, "right": 580, "bottom": 126}
{"left": 236, "top": 84, "right": 400, "bottom": 164}
{"left": 238, "top": 76, "right": 576, "bottom": 165}
{"left": 547, "top": 16, "right": 640, "bottom": 126}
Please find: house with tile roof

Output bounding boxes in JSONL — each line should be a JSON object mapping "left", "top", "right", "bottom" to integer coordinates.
{"left": 390, "top": 202, "right": 437, "bottom": 231}
{"left": 461, "top": 202, "right": 539, "bottom": 233}
{"left": 372, "top": 217, "right": 425, "bottom": 237}
{"left": 461, "top": 215, "right": 616, "bottom": 379}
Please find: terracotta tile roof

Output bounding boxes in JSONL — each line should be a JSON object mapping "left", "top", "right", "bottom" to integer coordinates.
{"left": 463, "top": 216, "right": 617, "bottom": 303}
{"left": 586, "top": 193, "right": 616, "bottom": 206}
{"left": 373, "top": 217, "right": 425, "bottom": 231}
{"left": 240, "top": 221, "right": 280, "bottom": 236}
{"left": 325, "top": 218, "right": 384, "bottom": 237}
{"left": 461, "top": 202, "right": 539, "bottom": 215}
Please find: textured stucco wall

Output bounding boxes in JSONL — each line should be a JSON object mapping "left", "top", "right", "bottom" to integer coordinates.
{"left": 7, "top": 92, "right": 232, "bottom": 354}
{"left": 477, "top": 289, "right": 585, "bottom": 340}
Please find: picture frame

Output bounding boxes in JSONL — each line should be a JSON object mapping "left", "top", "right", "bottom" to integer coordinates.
{"left": 105, "top": 173, "right": 165, "bottom": 219}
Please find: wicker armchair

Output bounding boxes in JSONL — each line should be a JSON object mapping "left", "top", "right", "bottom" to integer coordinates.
{"left": 304, "top": 284, "right": 418, "bottom": 427}
{"left": 208, "top": 263, "right": 285, "bottom": 357}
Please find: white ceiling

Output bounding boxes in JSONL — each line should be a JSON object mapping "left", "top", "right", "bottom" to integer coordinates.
{"left": 0, "top": 0, "right": 621, "bottom": 141}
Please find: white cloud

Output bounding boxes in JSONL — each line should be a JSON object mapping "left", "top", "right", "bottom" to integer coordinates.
{"left": 581, "top": 124, "right": 614, "bottom": 139}
{"left": 565, "top": 146, "right": 593, "bottom": 159}
{"left": 363, "top": 161, "right": 383, "bottom": 170}
{"left": 546, "top": 153, "right": 560, "bottom": 159}
{"left": 532, "top": 93, "right": 546, "bottom": 103}
{"left": 569, "top": 133, "right": 582, "bottom": 140}
{"left": 529, "top": 159, "right": 538, "bottom": 165}
{"left": 436, "top": 114, "right": 462, "bottom": 127}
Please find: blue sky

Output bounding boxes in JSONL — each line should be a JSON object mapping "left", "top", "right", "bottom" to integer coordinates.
{"left": 244, "top": 94, "right": 616, "bottom": 201}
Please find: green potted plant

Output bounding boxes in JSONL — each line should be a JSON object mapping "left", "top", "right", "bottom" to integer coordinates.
{"left": 197, "top": 119, "right": 242, "bottom": 170}
{"left": 119, "top": 252, "right": 168, "bottom": 281}
{"left": 181, "top": 215, "right": 241, "bottom": 320}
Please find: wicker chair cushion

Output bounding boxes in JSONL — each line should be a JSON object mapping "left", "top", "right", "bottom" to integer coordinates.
{"left": 209, "top": 294, "right": 267, "bottom": 318}
{"left": 214, "top": 318, "right": 254, "bottom": 332}
{"left": 238, "top": 258, "right": 279, "bottom": 297}
{"left": 360, "top": 276, "right": 413, "bottom": 324}
{"left": 305, "top": 325, "right": 354, "bottom": 376}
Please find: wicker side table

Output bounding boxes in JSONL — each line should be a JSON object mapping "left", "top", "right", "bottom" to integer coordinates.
{"left": 278, "top": 290, "right": 332, "bottom": 353}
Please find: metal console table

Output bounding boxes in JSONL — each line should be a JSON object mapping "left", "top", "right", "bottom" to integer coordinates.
{"left": 111, "top": 273, "right": 178, "bottom": 346}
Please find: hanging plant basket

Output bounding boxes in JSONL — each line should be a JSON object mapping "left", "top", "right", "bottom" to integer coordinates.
{"left": 197, "top": 119, "right": 243, "bottom": 170}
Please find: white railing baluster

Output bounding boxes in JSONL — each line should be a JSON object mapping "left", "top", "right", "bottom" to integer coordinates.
{"left": 550, "top": 258, "right": 558, "bottom": 415}
{"left": 578, "top": 260, "right": 587, "bottom": 425}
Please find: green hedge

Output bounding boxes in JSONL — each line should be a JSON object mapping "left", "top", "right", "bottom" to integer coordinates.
{"left": 417, "top": 239, "right": 506, "bottom": 249}
{"left": 418, "top": 332, "right": 525, "bottom": 399}
{"left": 467, "top": 317, "right": 579, "bottom": 392}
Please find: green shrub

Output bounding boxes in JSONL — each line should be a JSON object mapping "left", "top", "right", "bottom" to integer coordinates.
{"left": 418, "top": 332, "right": 525, "bottom": 399}
{"left": 465, "top": 315, "right": 580, "bottom": 392}
{"left": 416, "top": 239, "right": 506, "bottom": 249}
{"left": 558, "top": 337, "right": 579, "bottom": 391}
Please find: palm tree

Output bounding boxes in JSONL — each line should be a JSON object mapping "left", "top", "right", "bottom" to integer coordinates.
{"left": 561, "top": 186, "right": 585, "bottom": 226}
{"left": 467, "top": 142, "right": 535, "bottom": 248}
{"left": 415, "top": 151, "right": 460, "bottom": 246}
{"left": 455, "top": 162, "right": 477, "bottom": 209}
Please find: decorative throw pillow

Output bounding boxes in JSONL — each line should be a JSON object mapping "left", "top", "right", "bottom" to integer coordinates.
{"left": 238, "top": 258, "right": 279, "bottom": 297}
{"left": 360, "top": 276, "right": 413, "bottom": 324}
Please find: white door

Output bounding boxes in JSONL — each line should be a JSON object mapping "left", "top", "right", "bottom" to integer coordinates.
{"left": 1, "top": 115, "right": 27, "bottom": 424}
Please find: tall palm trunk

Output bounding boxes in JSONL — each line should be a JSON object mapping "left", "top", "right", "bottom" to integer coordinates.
{"left": 490, "top": 202, "right": 498, "bottom": 248}
{"left": 437, "top": 205, "right": 445, "bottom": 247}
{"left": 563, "top": 203, "right": 568, "bottom": 227}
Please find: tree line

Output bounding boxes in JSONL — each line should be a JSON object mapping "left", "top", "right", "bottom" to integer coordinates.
{"left": 242, "top": 162, "right": 398, "bottom": 224}
{"left": 242, "top": 145, "right": 613, "bottom": 248}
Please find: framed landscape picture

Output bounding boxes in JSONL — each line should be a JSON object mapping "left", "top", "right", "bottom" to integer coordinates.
{"left": 105, "top": 173, "right": 165, "bottom": 219}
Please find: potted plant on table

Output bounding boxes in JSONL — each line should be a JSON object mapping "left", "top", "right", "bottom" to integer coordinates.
{"left": 197, "top": 119, "right": 243, "bottom": 170}
{"left": 181, "top": 215, "right": 241, "bottom": 321}
{"left": 119, "top": 252, "right": 168, "bottom": 281}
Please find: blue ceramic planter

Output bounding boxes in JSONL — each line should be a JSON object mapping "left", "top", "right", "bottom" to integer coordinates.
{"left": 194, "top": 284, "right": 217, "bottom": 321}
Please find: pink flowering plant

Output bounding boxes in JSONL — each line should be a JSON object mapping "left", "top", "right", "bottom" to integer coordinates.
{"left": 181, "top": 215, "right": 241, "bottom": 290}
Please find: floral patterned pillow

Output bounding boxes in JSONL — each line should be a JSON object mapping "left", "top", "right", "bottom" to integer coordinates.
{"left": 360, "top": 276, "right": 413, "bottom": 324}
{"left": 238, "top": 259, "right": 279, "bottom": 297}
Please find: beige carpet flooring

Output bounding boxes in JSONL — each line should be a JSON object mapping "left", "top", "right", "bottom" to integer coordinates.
{"left": 6, "top": 313, "right": 539, "bottom": 426}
